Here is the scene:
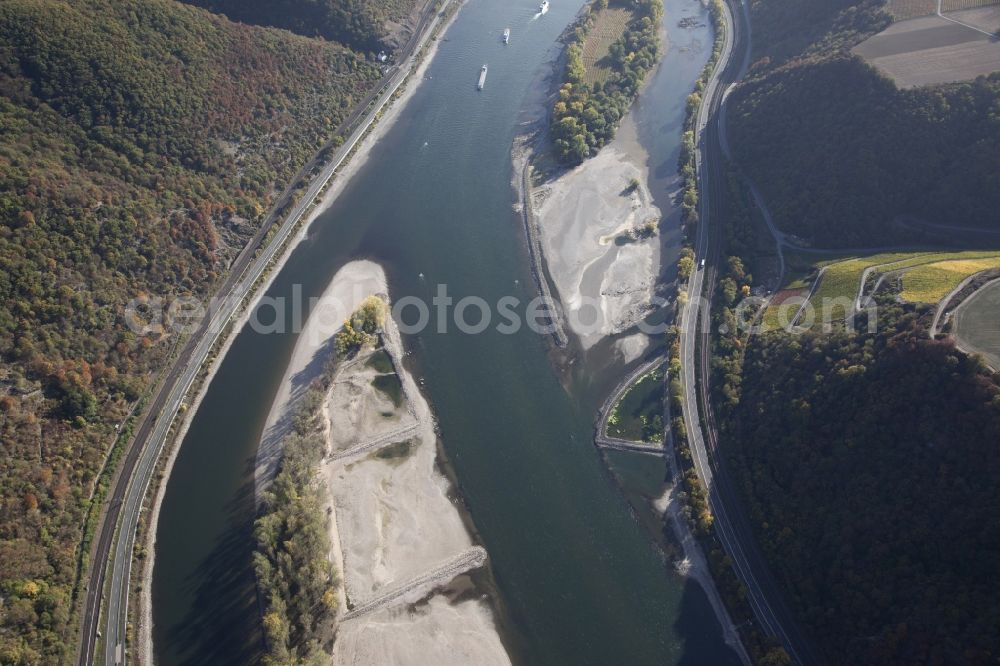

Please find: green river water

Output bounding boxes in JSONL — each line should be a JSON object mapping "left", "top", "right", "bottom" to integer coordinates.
{"left": 152, "top": 0, "right": 739, "bottom": 663}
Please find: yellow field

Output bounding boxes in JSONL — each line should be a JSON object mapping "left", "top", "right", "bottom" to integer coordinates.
{"left": 581, "top": 7, "right": 630, "bottom": 85}
{"left": 901, "top": 257, "right": 1000, "bottom": 303}
{"left": 809, "top": 252, "right": 922, "bottom": 320}
{"left": 766, "top": 250, "right": 1000, "bottom": 327}
{"left": 760, "top": 288, "right": 809, "bottom": 331}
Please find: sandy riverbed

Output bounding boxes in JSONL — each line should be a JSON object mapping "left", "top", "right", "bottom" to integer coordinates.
{"left": 333, "top": 593, "right": 510, "bottom": 666}
{"left": 520, "top": 95, "right": 663, "bottom": 356}
{"left": 255, "top": 260, "right": 388, "bottom": 497}
{"left": 258, "top": 260, "right": 510, "bottom": 664}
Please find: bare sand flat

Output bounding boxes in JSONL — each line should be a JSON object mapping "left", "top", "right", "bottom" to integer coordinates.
{"left": 325, "top": 359, "right": 418, "bottom": 454}
{"left": 325, "top": 302, "right": 475, "bottom": 603}
{"left": 615, "top": 331, "right": 651, "bottom": 364}
{"left": 322, "top": 303, "right": 508, "bottom": 663}
{"left": 853, "top": 10, "right": 1000, "bottom": 87}
{"left": 534, "top": 146, "right": 661, "bottom": 349}
{"left": 255, "top": 260, "right": 387, "bottom": 497}
{"left": 328, "top": 421, "right": 473, "bottom": 601}
{"left": 252, "top": 259, "right": 509, "bottom": 663}
{"left": 332, "top": 594, "right": 510, "bottom": 666}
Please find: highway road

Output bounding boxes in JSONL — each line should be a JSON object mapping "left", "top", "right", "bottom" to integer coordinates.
{"left": 76, "top": 3, "right": 450, "bottom": 664}
{"left": 678, "top": 0, "right": 818, "bottom": 663}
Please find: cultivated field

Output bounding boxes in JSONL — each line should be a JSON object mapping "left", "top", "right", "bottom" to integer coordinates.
{"left": 809, "top": 251, "right": 922, "bottom": 320}
{"left": 760, "top": 287, "right": 809, "bottom": 331}
{"left": 942, "top": 0, "right": 1000, "bottom": 12}
{"left": 889, "top": 0, "right": 1000, "bottom": 20}
{"left": 853, "top": 6, "right": 1000, "bottom": 87}
{"left": 581, "top": 7, "right": 631, "bottom": 85}
{"left": 889, "top": 0, "right": 938, "bottom": 20}
{"left": 762, "top": 250, "right": 1000, "bottom": 329}
{"left": 900, "top": 257, "right": 1000, "bottom": 302}
{"left": 952, "top": 279, "right": 1000, "bottom": 369}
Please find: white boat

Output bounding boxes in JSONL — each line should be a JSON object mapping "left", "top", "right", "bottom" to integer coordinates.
{"left": 503, "top": 27, "right": 511, "bottom": 44}
{"left": 539, "top": 1, "right": 549, "bottom": 14}
{"left": 478, "top": 64, "right": 488, "bottom": 90}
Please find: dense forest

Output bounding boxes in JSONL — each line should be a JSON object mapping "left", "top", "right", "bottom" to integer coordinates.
{"left": 728, "top": 0, "right": 1000, "bottom": 247}
{"left": 551, "top": 0, "right": 663, "bottom": 164}
{"left": 720, "top": 302, "right": 1000, "bottom": 663}
{"left": 0, "top": 0, "right": 387, "bottom": 661}
{"left": 180, "top": 0, "right": 421, "bottom": 53}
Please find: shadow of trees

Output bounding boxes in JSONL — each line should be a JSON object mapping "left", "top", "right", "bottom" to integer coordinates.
{"left": 159, "top": 464, "right": 263, "bottom": 665}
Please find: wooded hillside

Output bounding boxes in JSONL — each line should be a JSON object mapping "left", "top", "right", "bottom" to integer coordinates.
{"left": 720, "top": 303, "right": 1000, "bottom": 663}
{"left": 728, "top": 0, "right": 1000, "bottom": 247}
{"left": 0, "top": 0, "right": 384, "bottom": 661}
{"left": 180, "top": 0, "right": 421, "bottom": 53}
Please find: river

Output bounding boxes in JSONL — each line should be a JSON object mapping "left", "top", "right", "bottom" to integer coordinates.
{"left": 151, "top": 0, "right": 738, "bottom": 664}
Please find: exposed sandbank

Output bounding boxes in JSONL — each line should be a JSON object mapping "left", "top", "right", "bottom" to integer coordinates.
{"left": 532, "top": 143, "right": 662, "bottom": 351}
{"left": 514, "top": 51, "right": 665, "bottom": 356}
{"left": 255, "top": 260, "right": 387, "bottom": 497}
{"left": 258, "top": 260, "right": 510, "bottom": 663}
{"left": 333, "top": 593, "right": 510, "bottom": 666}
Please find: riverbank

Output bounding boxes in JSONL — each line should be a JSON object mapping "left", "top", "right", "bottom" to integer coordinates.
{"left": 257, "top": 260, "right": 511, "bottom": 663}
{"left": 515, "top": 0, "right": 752, "bottom": 659}
{"left": 136, "top": 4, "right": 464, "bottom": 660}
